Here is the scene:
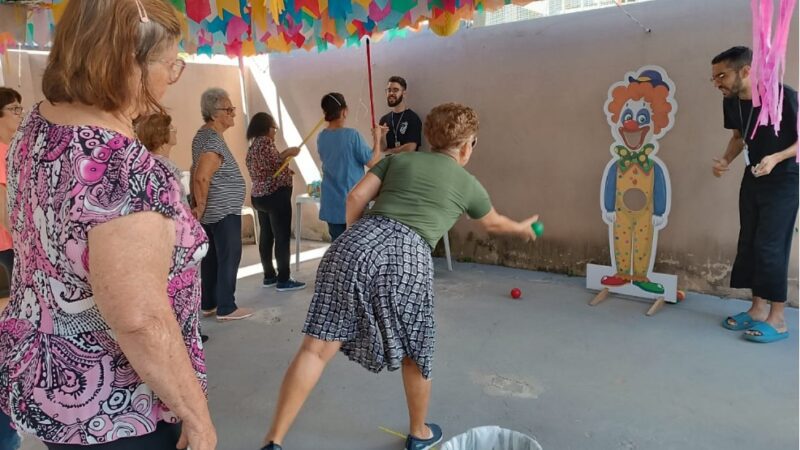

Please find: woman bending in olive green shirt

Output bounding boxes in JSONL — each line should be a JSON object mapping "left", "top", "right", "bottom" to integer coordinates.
{"left": 261, "top": 103, "right": 539, "bottom": 450}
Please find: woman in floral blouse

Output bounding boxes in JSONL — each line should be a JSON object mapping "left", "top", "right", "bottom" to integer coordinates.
{"left": 0, "top": 1, "right": 215, "bottom": 449}
{"left": 246, "top": 113, "right": 305, "bottom": 292}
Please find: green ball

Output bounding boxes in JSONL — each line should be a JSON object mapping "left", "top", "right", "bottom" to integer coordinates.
{"left": 531, "top": 221, "right": 544, "bottom": 237}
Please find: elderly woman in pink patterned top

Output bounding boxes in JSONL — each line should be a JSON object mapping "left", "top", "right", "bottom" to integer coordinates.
{"left": 0, "top": 1, "right": 215, "bottom": 450}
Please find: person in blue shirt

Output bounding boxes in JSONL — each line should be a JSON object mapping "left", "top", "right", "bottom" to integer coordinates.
{"left": 316, "top": 92, "right": 383, "bottom": 241}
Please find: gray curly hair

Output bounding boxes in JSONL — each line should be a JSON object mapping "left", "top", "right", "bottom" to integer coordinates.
{"left": 200, "top": 87, "right": 230, "bottom": 123}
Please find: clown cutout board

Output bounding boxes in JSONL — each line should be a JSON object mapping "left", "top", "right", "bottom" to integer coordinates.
{"left": 587, "top": 66, "right": 678, "bottom": 315}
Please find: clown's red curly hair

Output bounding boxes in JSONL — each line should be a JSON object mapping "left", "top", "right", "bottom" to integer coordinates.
{"left": 607, "top": 83, "right": 672, "bottom": 134}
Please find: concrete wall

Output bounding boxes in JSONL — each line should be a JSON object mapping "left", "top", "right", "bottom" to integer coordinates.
{"left": 242, "top": 0, "right": 799, "bottom": 301}
{"left": 2, "top": 0, "right": 797, "bottom": 302}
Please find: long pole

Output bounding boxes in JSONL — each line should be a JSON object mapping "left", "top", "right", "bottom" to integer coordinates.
{"left": 366, "top": 38, "right": 376, "bottom": 126}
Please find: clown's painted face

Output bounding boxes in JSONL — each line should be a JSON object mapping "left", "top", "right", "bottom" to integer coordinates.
{"left": 618, "top": 99, "right": 653, "bottom": 150}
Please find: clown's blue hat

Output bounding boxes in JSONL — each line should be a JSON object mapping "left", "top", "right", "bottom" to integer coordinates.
{"left": 628, "top": 69, "right": 669, "bottom": 90}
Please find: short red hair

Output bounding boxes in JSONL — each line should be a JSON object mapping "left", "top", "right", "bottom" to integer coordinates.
{"left": 607, "top": 83, "right": 672, "bottom": 134}
{"left": 136, "top": 113, "right": 172, "bottom": 153}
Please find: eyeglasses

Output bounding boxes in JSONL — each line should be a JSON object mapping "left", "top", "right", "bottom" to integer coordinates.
{"left": 710, "top": 69, "right": 736, "bottom": 83}
{"left": 149, "top": 57, "right": 185, "bottom": 84}
{"left": 169, "top": 125, "right": 177, "bottom": 132}
{"left": 386, "top": 88, "right": 403, "bottom": 94}
{"left": 471, "top": 137, "right": 478, "bottom": 148}
{"left": 216, "top": 106, "right": 236, "bottom": 115}
{"left": 2, "top": 106, "right": 23, "bottom": 116}
{"left": 158, "top": 58, "right": 185, "bottom": 84}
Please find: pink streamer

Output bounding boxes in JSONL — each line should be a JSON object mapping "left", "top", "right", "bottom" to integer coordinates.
{"left": 750, "top": 0, "right": 796, "bottom": 139}
{"left": 226, "top": 16, "right": 250, "bottom": 42}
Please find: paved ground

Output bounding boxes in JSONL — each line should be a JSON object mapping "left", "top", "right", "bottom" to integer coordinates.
{"left": 20, "top": 243, "right": 799, "bottom": 450}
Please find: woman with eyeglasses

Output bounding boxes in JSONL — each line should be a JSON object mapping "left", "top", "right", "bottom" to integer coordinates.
{"left": 0, "top": 88, "right": 22, "bottom": 286}
{"left": 0, "top": 87, "right": 22, "bottom": 450}
{"left": 191, "top": 88, "right": 250, "bottom": 322}
{"left": 260, "top": 103, "right": 539, "bottom": 450}
{"left": 245, "top": 113, "right": 305, "bottom": 292}
{"left": 0, "top": 1, "right": 216, "bottom": 449}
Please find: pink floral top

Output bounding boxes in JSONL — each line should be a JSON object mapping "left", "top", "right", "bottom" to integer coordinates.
{"left": 246, "top": 136, "right": 293, "bottom": 197}
{"left": 0, "top": 104, "right": 209, "bottom": 445}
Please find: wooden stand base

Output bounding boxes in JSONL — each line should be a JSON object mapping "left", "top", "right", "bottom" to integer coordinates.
{"left": 589, "top": 289, "right": 666, "bottom": 316}
{"left": 646, "top": 297, "right": 666, "bottom": 316}
{"left": 589, "top": 288, "right": 610, "bottom": 306}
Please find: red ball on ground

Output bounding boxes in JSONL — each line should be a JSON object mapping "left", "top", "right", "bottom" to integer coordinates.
{"left": 510, "top": 288, "right": 522, "bottom": 299}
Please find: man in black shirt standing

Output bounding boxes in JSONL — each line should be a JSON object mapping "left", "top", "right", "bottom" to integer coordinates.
{"left": 379, "top": 76, "right": 423, "bottom": 154}
{"left": 712, "top": 46, "right": 798, "bottom": 343}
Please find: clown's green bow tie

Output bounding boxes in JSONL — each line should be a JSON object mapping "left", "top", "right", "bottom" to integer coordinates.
{"left": 615, "top": 144, "right": 654, "bottom": 172}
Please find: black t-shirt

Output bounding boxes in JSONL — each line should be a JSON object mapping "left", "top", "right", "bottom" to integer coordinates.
{"left": 379, "top": 108, "right": 422, "bottom": 151}
{"left": 723, "top": 84, "right": 798, "bottom": 175}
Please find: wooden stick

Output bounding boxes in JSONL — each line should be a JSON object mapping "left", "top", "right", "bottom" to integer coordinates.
{"left": 589, "top": 288, "right": 610, "bottom": 306}
{"left": 366, "top": 37, "right": 376, "bottom": 126}
{"left": 646, "top": 297, "right": 666, "bottom": 316}
{"left": 272, "top": 117, "right": 326, "bottom": 178}
{"left": 298, "top": 117, "right": 326, "bottom": 148}
{"left": 378, "top": 426, "right": 406, "bottom": 439}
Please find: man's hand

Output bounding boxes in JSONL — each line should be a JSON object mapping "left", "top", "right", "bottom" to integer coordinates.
{"left": 752, "top": 154, "right": 779, "bottom": 177}
{"left": 712, "top": 157, "right": 729, "bottom": 178}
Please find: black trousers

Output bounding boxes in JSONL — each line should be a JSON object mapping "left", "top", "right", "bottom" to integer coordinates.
{"left": 251, "top": 187, "right": 293, "bottom": 282}
{"left": 201, "top": 214, "right": 243, "bottom": 315}
{"left": 731, "top": 172, "right": 799, "bottom": 301}
{"left": 46, "top": 421, "right": 181, "bottom": 450}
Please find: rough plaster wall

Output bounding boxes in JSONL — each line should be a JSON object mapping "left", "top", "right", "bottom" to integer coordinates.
{"left": 242, "top": 0, "right": 798, "bottom": 303}
{"left": 2, "top": 0, "right": 797, "bottom": 303}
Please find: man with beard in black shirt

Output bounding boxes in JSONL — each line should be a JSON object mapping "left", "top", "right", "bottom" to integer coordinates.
{"left": 379, "top": 76, "right": 423, "bottom": 154}
{"left": 712, "top": 46, "right": 798, "bottom": 343}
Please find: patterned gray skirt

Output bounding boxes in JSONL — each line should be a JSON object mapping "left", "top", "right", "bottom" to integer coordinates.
{"left": 302, "top": 215, "right": 436, "bottom": 379}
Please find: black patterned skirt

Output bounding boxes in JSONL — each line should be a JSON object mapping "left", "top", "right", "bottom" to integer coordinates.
{"left": 302, "top": 215, "right": 436, "bottom": 378}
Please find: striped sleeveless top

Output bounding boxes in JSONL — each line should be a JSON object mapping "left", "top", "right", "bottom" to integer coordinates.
{"left": 190, "top": 127, "right": 246, "bottom": 224}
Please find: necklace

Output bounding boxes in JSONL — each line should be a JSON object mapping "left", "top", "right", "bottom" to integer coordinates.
{"left": 738, "top": 99, "right": 755, "bottom": 166}
{"left": 391, "top": 110, "right": 405, "bottom": 148}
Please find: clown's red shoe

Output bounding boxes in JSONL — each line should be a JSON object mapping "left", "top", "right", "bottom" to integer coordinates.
{"left": 601, "top": 275, "right": 629, "bottom": 286}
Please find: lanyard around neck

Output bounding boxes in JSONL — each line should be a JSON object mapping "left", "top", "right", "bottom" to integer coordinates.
{"left": 737, "top": 99, "right": 754, "bottom": 140}
{"left": 391, "top": 110, "right": 406, "bottom": 143}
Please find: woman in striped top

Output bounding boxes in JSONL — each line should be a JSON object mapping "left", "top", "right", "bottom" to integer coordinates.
{"left": 191, "top": 88, "right": 251, "bottom": 321}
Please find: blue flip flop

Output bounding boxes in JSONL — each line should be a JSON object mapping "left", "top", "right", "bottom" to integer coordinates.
{"left": 722, "top": 312, "right": 756, "bottom": 331}
{"left": 744, "top": 322, "right": 789, "bottom": 343}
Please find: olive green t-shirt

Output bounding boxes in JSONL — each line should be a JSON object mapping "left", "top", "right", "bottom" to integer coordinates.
{"left": 367, "top": 152, "right": 492, "bottom": 248}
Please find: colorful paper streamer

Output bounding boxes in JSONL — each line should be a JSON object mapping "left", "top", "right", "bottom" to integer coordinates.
{"left": 0, "top": 0, "right": 534, "bottom": 56}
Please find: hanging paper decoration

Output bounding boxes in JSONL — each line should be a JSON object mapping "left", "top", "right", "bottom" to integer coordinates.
{"left": 0, "top": 0, "right": 537, "bottom": 56}
{"left": 749, "top": 0, "right": 797, "bottom": 137}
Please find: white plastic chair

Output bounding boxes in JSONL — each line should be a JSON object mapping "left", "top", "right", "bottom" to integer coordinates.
{"left": 241, "top": 206, "right": 259, "bottom": 246}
